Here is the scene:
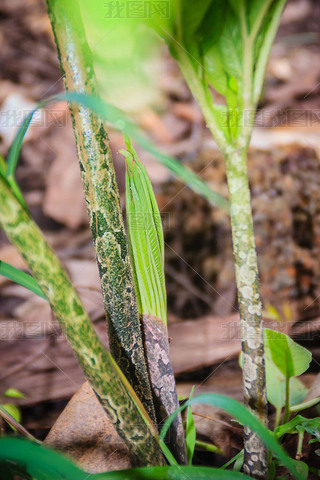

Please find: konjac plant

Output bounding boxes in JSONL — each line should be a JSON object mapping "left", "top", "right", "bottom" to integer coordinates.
{"left": 0, "top": 1, "right": 317, "bottom": 479}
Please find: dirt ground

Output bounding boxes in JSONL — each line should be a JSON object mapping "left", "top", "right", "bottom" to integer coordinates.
{"left": 1, "top": 0, "right": 320, "bottom": 474}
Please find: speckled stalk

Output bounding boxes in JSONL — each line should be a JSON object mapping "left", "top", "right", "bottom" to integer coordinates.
{"left": 46, "top": 0, "right": 156, "bottom": 422}
{"left": 225, "top": 149, "right": 268, "bottom": 479}
{"left": 141, "top": 314, "right": 187, "bottom": 465}
{"left": 176, "top": 53, "right": 268, "bottom": 477}
{"left": 0, "top": 176, "right": 165, "bottom": 467}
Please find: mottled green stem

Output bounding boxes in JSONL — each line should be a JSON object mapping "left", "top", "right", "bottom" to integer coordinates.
{"left": 0, "top": 176, "right": 165, "bottom": 467}
{"left": 46, "top": 0, "right": 156, "bottom": 422}
{"left": 176, "top": 50, "right": 268, "bottom": 477}
{"left": 225, "top": 149, "right": 267, "bottom": 478}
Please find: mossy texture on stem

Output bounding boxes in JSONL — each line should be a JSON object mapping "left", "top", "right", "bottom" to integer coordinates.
{"left": 46, "top": 0, "right": 156, "bottom": 422}
{"left": 0, "top": 176, "right": 165, "bottom": 467}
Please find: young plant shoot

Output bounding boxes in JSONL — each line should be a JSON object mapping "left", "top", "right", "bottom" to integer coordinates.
{"left": 149, "top": 1, "right": 287, "bottom": 477}
{"left": 122, "top": 136, "right": 187, "bottom": 465}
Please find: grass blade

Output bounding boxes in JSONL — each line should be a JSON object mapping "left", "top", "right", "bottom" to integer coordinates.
{"left": 159, "top": 393, "right": 303, "bottom": 480}
{"left": 186, "top": 386, "right": 196, "bottom": 465}
{"left": 0, "top": 437, "right": 255, "bottom": 480}
{"left": 7, "top": 93, "right": 229, "bottom": 213}
{"left": 0, "top": 260, "right": 46, "bottom": 299}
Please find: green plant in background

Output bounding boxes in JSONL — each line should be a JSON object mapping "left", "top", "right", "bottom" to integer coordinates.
{"left": 264, "top": 329, "right": 312, "bottom": 427}
{"left": 0, "top": 389, "right": 24, "bottom": 431}
{"left": 147, "top": 1, "right": 287, "bottom": 476}
{"left": 239, "top": 329, "right": 320, "bottom": 478}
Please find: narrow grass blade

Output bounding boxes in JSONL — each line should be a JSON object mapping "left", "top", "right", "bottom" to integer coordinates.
{"left": 159, "top": 393, "right": 303, "bottom": 480}
{"left": 6, "top": 105, "right": 44, "bottom": 178}
{"left": 0, "top": 437, "right": 255, "bottom": 480}
{"left": 186, "top": 386, "right": 196, "bottom": 465}
{"left": 7, "top": 93, "right": 229, "bottom": 213}
{"left": 0, "top": 260, "right": 46, "bottom": 299}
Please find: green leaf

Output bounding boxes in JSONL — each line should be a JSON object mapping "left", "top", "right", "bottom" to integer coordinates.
{"left": 122, "top": 136, "right": 166, "bottom": 323}
{"left": 274, "top": 415, "right": 320, "bottom": 447}
{"left": 275, "top": 415, "right": 307, "bottom": 439}
{"left": 4, "top": 388, "right": 25, "bottom": 399}
{"left": 240, "top": 329, "right": 311, "bottom": 410}
{"left": 186, "top": 386, "right": 196, "bottom": 465}
{"left": 159, "top": 393, "right": 303, "bottom": 480}
{"left": 7, "top": 92, "right": 229, "bottom": 213}
{"left": 1, "top": 404, "right": 21, "bottom": 431}
{"left": 265, "top": 360, "right": 309, "bottom": 411}
{"left": 0, "top": 260, "right": 46, "bottom": 300}
{"left": 233, "top": 450, "right": 244, "bottom": 472}
{"left": 0, "top": 437, "right": 257, "bottom": 480}
{"left": 0, "top": 153, "right": 6, "bottom": 176}
{"left": 299, "top": 418, "right": 320, "bottom": 442}
{"left": 290, "top": 397, "right": 320, "bottom": 413}
{"left": 264, "top": 329, "right": 312, "bottom": 378}
{"left": 291, "top": 460, "right": 308, "bottom": 480}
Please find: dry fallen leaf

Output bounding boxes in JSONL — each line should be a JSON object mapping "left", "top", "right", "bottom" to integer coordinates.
{"left": 45, "top": 381, "right": 130, "bottom": 473}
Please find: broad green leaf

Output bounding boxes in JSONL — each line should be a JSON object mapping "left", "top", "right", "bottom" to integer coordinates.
{"left": 122, "top": 136, "right": 166, "bottom": 323}
{"left": 299, "top": 418, "right": 320, "bottom": 442}
{"left": 265, "top": 360, "right": 308, "bottom": 411}
{"left": 4, "top": 388, "right": 25, "bottom": 399}
{"left": 6, "top": 92, "right": 229, "bottom": 213}
{"left": 0, "top": 260, "right": 46, "bottom": 300}
{"left": 79, "top": 0, "right": 163, "bottom": 113}
{"left": 195, "top": 0, "right": 226, "bottom": 53}
{"left": 275, "top": 415, "right": 306, "bottom": 438}
{"left": 180, "top": 0, "right": 212, "bottom": 41}
{"left": 160, "top": 393, "right": 303, "bottom": 480}
{"left": 0, "top": 437, "right": 257, "bottom": 480}
{"left": 186, "top": 386, "right": 196, "bottom": 465}
{"left": 241, "top": 330, "right": 310, "bottom": 409}
{"left": 264, "top": 329, "right": 312, "bottom": 378}
{"left": 275, "top": 415, "right": 320, "bottom": 442}
{"left": 159, "top": 0, "right": 286, "bottom": 147}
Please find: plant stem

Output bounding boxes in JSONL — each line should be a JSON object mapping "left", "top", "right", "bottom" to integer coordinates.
{"left": 296, "top": 430, "right": 304, "bottom": 460}
{"left": 0, "top": 175, "right": 165, "bottom": 466}
{"left": 176, "top": 53, "right": 268, "bottom": 477}
{"left": 274, "top": 407, "right": 282, "bottom": 431}
{"left": 225, "top": 149, "right": 268, "bottom": 479}
{"left": 46, "top": 0, "right": 156, "bottom": 423}
{"left": 282, "top": 366, "right": 291, "bottom": 425}
{"left": 195, "top": 440, "right": 223, "bottom": 455}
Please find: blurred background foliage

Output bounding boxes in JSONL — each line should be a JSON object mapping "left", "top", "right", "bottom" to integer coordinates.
{"left": 79, "top": 0, "right": 165, "bottom": 112}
